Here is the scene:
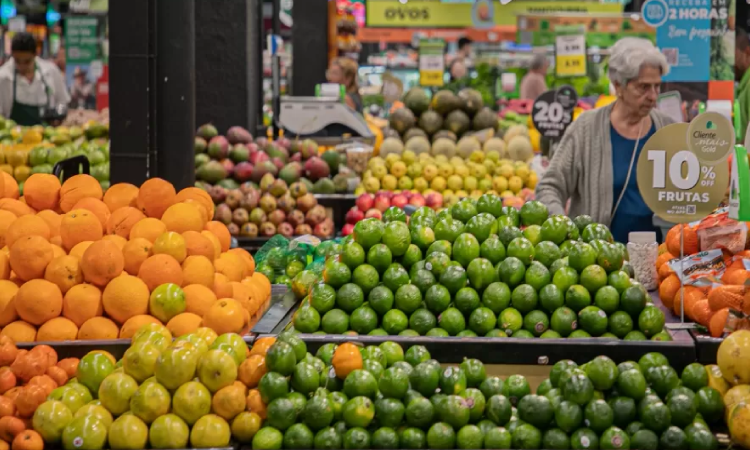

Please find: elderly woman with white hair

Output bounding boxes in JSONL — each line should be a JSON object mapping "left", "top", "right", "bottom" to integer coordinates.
{"left": 535, "top": 37, "right": 672, "bottom": 243}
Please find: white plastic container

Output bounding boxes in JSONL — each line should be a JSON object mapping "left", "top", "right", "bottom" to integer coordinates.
{"left": 627, "top": 231, "right": 659, "bottom": 291}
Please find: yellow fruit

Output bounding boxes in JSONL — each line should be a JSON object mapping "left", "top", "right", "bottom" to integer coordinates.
{"left": 718, "top": 330, "right": 750, "bottom": 385}
{"left": 384, "top": 153, "right": 400, "bottom": 169}
{"left": 464, "top": 176, "right": 478, "bottom": 192}
{"left": 422, "top": 164, "right": 438, "bottom": 181}
{"left": 446, "top": 175, "right": 463, "bottom": 191}
{"left": 498, "top": 164, "right": 515, "bottom": 178}
{"left": 371, "top": 165, "right": 387, "bottom": 180}
{"left": 362, "top": 177, "right": 380, "bottom": 194}
{"left": 413, "top": 177, "right": 428, "bottom": 192}
{"left": 515, "top": 165, "right": 530, "bottom": 183}
{"left": 397, "top": 177, "right": 413, "bottom": 191}
{"left": 508, "top": 176, "right": 524, "bottom": 194}
{"left": 437, "top": 163, "right": 453, "bottom": 178}
{"left": 725, "top": 385, "right": 750, "bottom": 421}
{"left": 527, "top": 172, "right": 539, "bottom": 189}
{"left": 728, "top": 402, "right": 750, "bottom": 449}
{"left": 430, "top": 176, "right": 446, "bottom": 192}
{"left": 472, "top": 165, "right": 487, "bottom": 178}
{"left": 454, "top": 165, "right": 470, "bottom": 177}
{"left": 153, "top": 231, "right": 187, "bottom": 263}
{"left": 381, "top": 175, "right": 397, "bottom": 191}
{"left": 401, "top": 150, "right": 416, "bottom": 165}
{"left": 390, "top": 161, "right": 407, "bottom": 178}
{"left": 492, "top": 176, "right": 509, "bottom": 193}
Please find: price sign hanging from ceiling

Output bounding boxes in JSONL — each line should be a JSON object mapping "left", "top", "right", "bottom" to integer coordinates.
{"left": 531, "top": 85, "right": 577, "bottom": 140}
{"left": 555, "top": 33, "right": 586, "bottom": 77}
{"left": 636, "top": 112, "right": 734, "bottom": 223}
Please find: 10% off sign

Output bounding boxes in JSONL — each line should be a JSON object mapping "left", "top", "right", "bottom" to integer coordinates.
{"left": 637, "top": 112, "right": 733, "bottom": 223}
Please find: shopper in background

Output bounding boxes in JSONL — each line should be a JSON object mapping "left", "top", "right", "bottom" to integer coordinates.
{"left": 519, "top": 53, "right": 549, "bottom": 100}
{"left": 449, "top": 58, "right": 468, "bottom": 83}
{"left": 535, "top": 37, "right": 673, "bottom": 243}
{"left": 0, "top": 32, "right": 70, "bottom": 125}
{"left": 326, "top": 57, "right": 363, "bottom": 114}
{"left": 736, "top": 28, "right": 750, "bottom": 141}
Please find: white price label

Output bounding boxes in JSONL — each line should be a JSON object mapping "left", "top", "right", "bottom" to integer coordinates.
{"left": 555, "top": 35, "right": 585, "bottom": 56}
{"left": 419, "top": 55, "right": 444, "bottom": 72}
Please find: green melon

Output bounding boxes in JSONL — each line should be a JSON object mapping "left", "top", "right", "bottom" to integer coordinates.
{"left": 380, "top": 137, "right": 405, "bottom": 157}
{"left": 419, "top": 111, "right": 444, "bottom": 135}
{"left": 390, "top": 108, "right": 416, "bottom": 135}
{"left": 404, "top": 128, "right": 428, "bottom": 142}
{"left": 473, "top": 107, "right": 499, "bottom": 131}
{"left": 431, "top": 138, "right": 457, "bottom": 158}
{"left": 432, "top": 130, "right": 457, "bottom": 143}
{"left": 458, "top": 89, "right": 485, "bottom": 117}
{"left": 456, "top": 136, "right": 482, "bottom": 159}
{"left": 404, "top": 87, "right": 431, "bottom": 116}
{"left": 405, "top": 136, "right": 431, "bottom": 155}
{"left": 445, "top": 110, "right": 471, "bottom": 136}
{"left": 431, "top": 90, "right": 460, "bottom": 115}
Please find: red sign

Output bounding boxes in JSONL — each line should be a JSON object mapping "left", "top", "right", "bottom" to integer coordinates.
{"left": 96, "top": 64, "right": 109, "bottom": 111}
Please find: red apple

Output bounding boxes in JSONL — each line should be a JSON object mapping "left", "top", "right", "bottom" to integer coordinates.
{"left": 345, "top": 207, "right": 365, "bottom": 224}
{"left": 342, "top": 223, "right": 355, "bottom": 236}
{"left": 425, "top": 192, "right": 443, "bottom": 209}
{"left": 373, "top": 195, "right": 391, "bottom": 212}
{"left": 391, "top": 194, "right": 408, "bottom": 209}
{"left": 365, "top": 208, "right": 383, "bottom": 220}
{"left": 356, "top": 193, "right": 374, "bottom": 212}
{"left": 409, "top": 194, "right": 426, "bottom": 207}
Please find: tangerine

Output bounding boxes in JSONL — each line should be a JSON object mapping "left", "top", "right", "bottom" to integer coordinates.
{"left": 62, "top": 284, "right": 103, "bottom": 327}
{"left": 59, "top": 175, "right": 103, "bottom": 213}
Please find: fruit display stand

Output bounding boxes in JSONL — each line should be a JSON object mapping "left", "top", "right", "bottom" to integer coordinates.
{"left": 690, "top": 330, "right": 722, "bottom": 365}
{"left": 314, "top": 194, "right": 357, "bottom": 235}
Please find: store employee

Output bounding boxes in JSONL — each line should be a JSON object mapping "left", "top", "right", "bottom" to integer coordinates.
{"left": 0, "top": 32, "right": 70, "bottom": 125}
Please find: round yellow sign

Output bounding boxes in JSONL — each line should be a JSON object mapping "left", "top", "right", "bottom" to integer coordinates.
{"left": 636, "top": 123, "right": 729, "bottom": 224}
{"left": 686, "top": 111, "right": 735, "bottom": 164}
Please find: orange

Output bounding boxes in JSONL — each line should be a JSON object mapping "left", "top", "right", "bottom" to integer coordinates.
{"left": 212, "top": 384, "right": 246, "bottom": 421}
{"left": 59, "top": 175, "right": 103, "bottom": 213}
{"left": 5, "top": 215, "right": 50, "bottom": 248}
{"left": 77, "top": 317, "right": 119, "bottom": 340}
{"left": 80, "top": 240, "right": 124, "bottom": 287}
{"left": 35, "top": 210, "right": 61, "bottom": 237}
{"left": 153, "top": 232, "right": 187, "bottom": 263}
{"left": 122, "top": 238, "right": 152, "bottom": 275}
{"left": 106, "top": 207, "right": 145, "bottom": 238}
{"left": 166, "top": 312, "right": 203, "bottom": 336}
{"left": 332, "top": 342, "right": 363, "bottom": 379}
{"left": 214, "top": 253, "right": 245, "bottom": 282}
{"left": 102, "top": 274, "right": 149, "bottom": 324}
{"left": 181, "top": 199, "right": 209, "bottom": 225}
{"left": 249, "top": 337, "right": 275, "bottom": 357}
{"left": 0, "top": 322, "right": 35, "bottom": 343}
{"left": 22, "top": 174, "right": 60, "bottom": 211}
{"left": 238, "top": 355, "right": 266, "bottom": 388}
{"left": 128, "top": 218, "right": 167, "bottom": 243}
{"left": 103, "top": 183, "right": 139, "bottom": 212}
{"left": 245, "top": 389, "right": 266, "bottom": 419}
{"left": 62, "top": 284, "right": 103, "bottom": 327}
{"left": 230, "top": 282, "right": 253, "bottom": 312}
{"left": 102, "top": 235, "right": 127, "bottom": 250}
{"left": 0, "top": 253, "right": 8, "bottom": 280}
{"left": 0, "top": 199, "right": 33, "bottom": 217}
{"left": 119, "top": 315, "right": 162, "bottom": 339}
{"left": 183, "top": 231, "right": 215, "bottom": 260}
{"left": 175, "top": 187, "right": 215, "bottom": 221}
{"left": 36, "top": 317, "right": 78, "bottom": 342}
{"left": 71, "top": 198, "right": 110, "bottom": 228}
{"left": 1, "top": 172, "right": 19, "bottom": 199}
{"left": 68, "top": 241, "right": 93, "bottom": 260}
{"left": 0, "top": 211, "right": 17, "bottom": 248}
{"left": 249, "top": 273, "right": 271, "bottom": 300}
{"left": 183, "top": 284, "right": 217, "bottom": 317}
{"left": 161, "top": 203, "right": 204, "bottom": 234}
{"left": 9, "top": 236, "right": 53, "bottom": 281}
{"left": 182, "top": 255, "right": 215, "bottom": 287}
{"left": 201, "top": 231, "right": 222, "bottom": 260}
{"left": 43, "top": 256, "right": 82, "bottom": 294}
{"left": 666, "top": 224, "right": 699, "bottom": 257}
{"left": 50, "top": 245, "right": 65, "bottom": 259}
{"left": 59, "top": 209, "right": 103, "bottom": 252}
{"left": 204, "top": 222, "right": 231, "bottom": 253}
{"left": 0, "top": 281, "right": 18, "bottom": 326}
{"left": 14, "top": 279, "right": 62, "bottom": 326}
{"left": 213, "top": 273, "right": 233, "bottom": 299}
{"left": 202, "top": 299, "right": 245, "bottom": 335}
{"left": 137, "top": 178, "right": 176, "bottom": 218}
{"left": 137, "top": 254, "right": 183, "bottom": 291}
{"left": 229, "top": 248, "right": 255, "bottom": 276}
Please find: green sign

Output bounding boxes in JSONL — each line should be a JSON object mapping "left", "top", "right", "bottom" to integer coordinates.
{"left": 65, "top": 16, "right": 99, "bottom": 63}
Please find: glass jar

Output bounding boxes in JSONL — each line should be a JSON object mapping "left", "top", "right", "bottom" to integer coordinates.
{"left": 627, "top": 231, "right": 659, "bottom": 290}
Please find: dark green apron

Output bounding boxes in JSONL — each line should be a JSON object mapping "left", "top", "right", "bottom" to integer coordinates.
{"left": 10, "top": 65, "right": 50, "bottom": 126}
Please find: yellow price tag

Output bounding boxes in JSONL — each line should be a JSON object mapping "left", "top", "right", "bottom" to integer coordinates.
{"left": 556, "top": 55, "right": 586, "bottom": 77}
{"left": 420, "top": 70, "right": 444, "bottom": 87}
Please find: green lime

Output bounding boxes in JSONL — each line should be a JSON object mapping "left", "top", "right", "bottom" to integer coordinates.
{"left": 541, "top": 329, "right": 562, "bottom": 339}
{"left": 452, "top": 233, "right": 481, "bottom": 268}
{"left": 425, "top": 251, "right": 451, "bottom": 279}
{"left": 371, "top": 427, "right": 399, "bottom": 449}
{"left": 685, "top": 423, "right": 719, "bottom": 450}
{"left": 379, "top": 366, "right": 410, "bottom": 399}
{"left": 630, "top": 429, "right": 659, "bottom": 450}
{"left": 291, "top": 361, "right": 320, "bottom": 394}
{"left": 439, "top": 367, "right": 467, "bottom": 395}
{"left": 399, "top": 428, "right": 426, "bottom": 449}
{"left": 535, "top": 241, "right": 562, "bottom": 268}
{"left": 427, "top": 239, "right": 453, "bottom": 258}
{"left": 266, "top": 397, "right": 297, "bottom": 430}
{"left": 502, "top": 375, "right": 531, "bottom": 406}
{"left": 667, "top": 392, "right": 697, "bottom": 428}
{"left": 435, "top": 217, "right": 465, "bottom": 243}
{"left": 400, "top": 244, "right": 423, "bottom": 272}
{"left": 382, "top": 263, "right": 410, "bottom": 293}
{"left": 568, "top": 330, "right": 591, "bottom": 338}
{"left": 585, "top": 355, "right": 618, "bottom": 390}
{"left": 568, "top": 242, "right": 597, "bottom": 272}
{"left": 550, "top": 256, "right": 569, "bottom": 275}
{"left": 410, "top": 225, "right": 436, "bottom": 251}
{"left": 382, "top": 309, "right": 408, "bottom": 335}
{"left": 455, "top": 287, "right": 480, "bottom": 315}
{"left": 479, "top": 377, "right": 505, "bottom": 398}
{"left": 409, "top": 309, "right": 437, "bottom": 335}
{"left": 427, "top": 328, "right": 450, "bottom": 337}
{"left": 467, "top": 258, "right": 498, "bottom": 291}
{"left": 553, "top": 267, "right": 579, "bottom": 294}
{"left": 485, "top": 329, "right": 508, "bottom": 337}
{"left": 561, "top": 372, "right": 594, "bottom": 406}
{"left": 607, "top": 270, "right": 631, "bottom": 293}
{"left": 266, "top": 341, "right": 297, "bottom": 376}
{"left": 608, "top": 311, "right": 633, "bottom": 338}
{"left": 651, "top": 331, "right": 673, "bottom": 341}
{"left": 696, "top": 387, "right": 724, "bottom": 423}
{"left": 600, "top": 426, "right": 630, "bottom": 449}
{"left": 367, "top": 243, "right": 393, "bottom": 275}
{"left": 524, "top": 261, "right": 551, "bottom": 292}
{"left": 310, "top": 283, "right": 337, "bottom": 315}
{"left": 480, "top": 234, "right": 506, "bottom": 264}
{"left": 555, "top": 400, "right": 583, "bottom": 433}
{"left": 252, "top": 426, "right": 284, "bottom": 449}
{"left": 368, "top": 285, "right": 394, "bottom": 316}
{"left": 349, "top": 305, "right": 378, "bottom": 334}
{"left": 351, "top": 264, "right": 379, "bottom": 295}
{"left": 303, "top": 394, "right": 335, "bottom": 431}
{"left": 452, "top": 199, "right": 478, "bottom": 222}
{"left": 550, "top": 306, "right": 577, "bottom": 337}
{"left": 342, "top": 427, "right": 370, "bottom": 449}
{"left": 539, "top": 284, "right": 564, "bottom": 314}
{"left": 511, "top": 284, "right": 538, "bottom": 314}
{"left": 594, "top": 286, "right": 620, "bottom": 314}
{"left": 580, "top": 264, "right": 607, "bottom": 293}
{"left": 520, "top": 200, "right": 549, "bottom": 226}
{"left": 410, "top": 362, "right": 440, "bottom": 397}
{"left": 645, "top": 365, "right": 680, "bottom": 397}
{"left": 584, "top": 399, "right": 614, "bottom": 433}
{"left": 537, "top": 379, "right": 553, "bottom": 396}
{"left": 549, "top": 360, "right": 577, "bottom": 387}
{"left": 468, "top": 307, "right": 497, "bottom": 336}
{"left": 283, "top": 423, "right": 314, "bottom": 449}
{"left": 484, "top": 427, "right": 512, "bottom": 449}
{"left": 498, "top": 308, "right": 523, "bottom": 336}
{"left": 323, "top": 259, "right": 352, "bottom": 289}
{"left": 399, "top": 329, "right": 420, "bottom": 337}
{"left": 638, "top": 305, "right": 665, "bottom": 338}
{"left": 395, "top": 284, "right": 422, "bottom": 314}
{"left": 542, "top": 428, "right": 570, "bottom": 450}
{"left": 341, "top": 241, "right": 366, "bottom": 270}
{"left": 486, "top": 394, "right": 513, "bottom": 425}
{"left": 313, "top": 426, "right": 342, "bottom": 449}
{"left": 466, "top": 213, "right": 498, "bottom": 243}
{"left": 608, "top": 396, "right": 636, "bottom": 428}
{"left": 457, "top": 330, "right": 478, "bottom": 338}
{"left": 565, "top": 285, "right": 592, "bottom": 312}
{"left": 507, "top": 237, "right": 535, "bottom": 266}
{"left": 426, "top": 422, "right": 456, "bottom": 449}
{"left": 425, "top": 284, "right": 452, "bottom": 315}
{"left": 374, "top": 398, "right": 405, "bottom": 428}
{"left": 456, "top": 424, "right": 484, "bottom": 449}
{"left": 482, "top": 282, "right": 511, "bottom": 314}
{"left": 343, "top": 369, "right": 379, "bottom": 399}
{"left": 681, "top": 363, "right": 709, "bottom": 392}
{"left": 578, "top": 305, "right": 608, "bottom": 336}
{"left": 440, "top": 265, "right": 468, "bottom": 295}
{"left": 545, "top": 388, "right": 563, "bottom": 409}
{"left": 617, "top": 368, "right": 647, "bottom": 400}
{"left": 523, "top": 310, "right": 549, "bottom": 336}
{"left": 511, "top": 423, "right": 543, "bottom": 449}
{"left": 438, "top": 307, "right": 466, "bottom": 336}
{"left": 624, "top": 330, "right": 647, "bottom": 340}
{"left": 497, "top": 225, "right": 523, "bottom": 248}
{"left": 570, "top": 428, "right": 599, "bottom": 450}
{"left": 517, "top": 394, "right": 554, "bottom": 428}
{"left": 498, "top": 257, "right": 527, "bottom": 288}
{"left": 641, "top": 402, "right": 671, "bottom": 433}
{"left": 328, "top": 391, "right": 348, "bottom": 421}
{"left": 404, "top": 397, "right": 435, "bottom": 429}
{"left": 382, "top": 221, "right": 412, "bottom": 256}
{"left": 294, "top": 305, "right": 321, "bottom": 333}
{"left": 342, "top": 396, "right": 375, "bottom": 428}
{"left": 404, "top": 345, "right": 431, "bottom": 367}
{"left": 353, "top": 218, "right": 385, "bottom": 250}
{"left": 321, "top": 309, "right": 349, "bottom": 334}
{"left": 412, "top": 269, "right": 437, "bottom": 295}
{"left": 436, "top": 394, "right": 471, "bottom": 428}
{"left": 620, "top": 286, "right": 646, "bottom": 318}
{"left": 368, "top": 328, "right": 387, "bottom": 336}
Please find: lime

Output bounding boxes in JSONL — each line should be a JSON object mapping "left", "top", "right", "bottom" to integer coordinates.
{"left": 382, "top": 310, "right": 408, "bottom": 335}
{"left": 584, "top": 399, "right": 614, "bottom": 433}
{"left": 266, "top": 397, "right": 297, "bottom": 430}
{"left": 555, "top": 400, "right": 583, "bottom": 433}
{"left": 401, "top": 244, "right": 423, "bottom": 270}
{"left": 535, "top": 241, "right": 562, "bottom": 268}
{"left": 520, "top": 200, "right": 549, "bottom": 226}
{"left": 439, "top": 367, "right": 468, "bottom": 396}
{"left": 440, "top": 265, "right": 468, "bottom": 295}
{"left": 524, "top": 261, "right": 551, "bottom": 292}
{"left": 498, "top": 226, "right": 523, "bottom": 248}
{"left": 486, "top": 394, "right": 512, "bottom": 425}
{"left": 685, "top": 424, "right": 719, "bottom": 450}
{"left": 456, "top": 425, "right": 484, "bottom": 449}
{"left": 371, "top": 427, "right": 399, "bottom": 449}
{"left": 342, "top": 396, "right": 375, "bottom": 428}
{"left": 426, "top": 422, "right": 456, "bottom": 449}
{"left": 349, "top": 306, "right": 378, "bottom": 334}
{"left": 457, "top": 330, "right": 478, "bottom": 338}
{"left": 502, "top": 374, "right": 531, "bottom": 405}
{"left": 579, "top": 265, "right": 607, "bottom": 294}
{"left": 412, "top": 206, "right": 437, "bottom": 226}
{"left": 645, "top": 365, "right": 679, "bottom": 397}
{"left": 310, "top": 283, "right": 337, "bottom": 314}
{"left": 638, "top": 305, "right": 665, "bottom": 338}
{"left": 405, "top": 397, "right": 435, "bottom": 429}
{"left": 484, "top": 427, "right": 512, "bottom": 449}
{"left": 511, "top": 284, "right": 538, "bottom": 314}
{"left": 367, "top": 244, "right": 393, "bottom": 275}
{"left": 630, "top": 429, "right": 658, "bottom": 450}
{"left": 550, "top": 257, "right": 569, "bottom": 276}
{"left": 427, "top": 240, "right": 453, "bottom": 258}
{"left": 410, "top": 225, "right": 436, "bottom": 251}
{"left": 353, "top": 218, "right": 385, "bottom": 250}
{"left": 561, "top": 372, "right": 594, "bottom": 406}
{"left": 641, "top": 401, "right": 671, "bottom": 433}
{"left": 568, "top": 242, "right": 597, "bottom": 272}
{"left": 567, "top": 330, "right": 589, "bottom": 338}
{"left": 336, "top": 283, "right": 364, "bottom": 313}
{"left": 564, "top": 285, "right": 591, "bottom": 312}
{"left": 399, "top": 428, "right": 426, "bottom": 449}
{"left": 303, "top": 395, "right": 335, "bottom": 431}
{"left": 651, "top": 331, "right": 673, "bottom": 341}
{"left": 617, "top": 368, "right": 647, "bottom": 400}
{"left": 570, "top": 428, "right": 599, "bottom": 450}
{"left": 409, "top": 309, "right": 437, "bottom": 335}
{"left": 608, "top": 311, "right": 633, "bottom": 338}
{"left": 480, "top": 235, "right": 506, "bottom": 264}
{"left": 466, "top": 213, "right": 499, "bottom": 243}
{"left": 696, "top": 387, "right": 724, "bottom": 423}
{"left": 586, "top": 355, "right": 618, "bottom": 390}
{"left": 379, "top": 366, "right": 410, "bottom": 399}
{"left": 553, "top": 267, "right": 579, "bottom": 294}
{"left": 455, "top": 287, "right": 480, "bottom": 315}
{"left": 342, "top": 427, "right": 370, "bottom": 449}
{"left": 312, "top": 426, "right": 341, "bottom": 449}
{"left": 624, "top": 330, "right": 647, "bottom": 340}
{"left": 451, "top": 198, "right": 478, "bottom": 222}
{"left": 499, "top": 308, "right": 524, "bottom": 336}
{"left": 343, "top": 369, "right": 379, "bottom": 399}
{"left": 466, "top": 258, "right": 498, "bottom": 291}
{"left": 452, "top": 233, "right": 481, "bottom": 268}
{"left": 351, "top": 264, "right": 379, "bottom": 295}
{"left": 427, "top": 328, "right": 450, "bottom": 337}
{"left": 410, "top": 362, "right": 440, "bottom": 397}
{"left": 394, "top": 284, "right": 422, "bottom": 314}
{"left": 537, "top": 379, "right": 553, "bottom": 396}
{"left": 399, "top": 329, "right": 420, "bottom": 337}
{"left": 341, "top": 241, "right": 366, "bottom": 270}
{"left": 411, "top": 269, "right": 437, "bottom": 295}
{"left": 521, "top": 310, "right": 548, "bottom": 336}
{"left": 511, "top": 423, "right": 543, "bottom": 449}
{"left": 507, "top": 238, "right": 535, "bottom": 266}
{"left": 291, "top": 361, "right": 320, "bottom": 394}
{"left": 436, "top": 394, "right": 471, "bottom": 428}
{"left": 681, "top": 363, "right": 709, "bottom": 392}
{"left": 540, "top": 216, "right": 569, "bottom": 244}
{"left": 667, "top": 392, "right": 697, "bottom": 428}
{"left": 593, "top": 285, "right": 620, "bottom": 314}
{"left": 323, "top": 259, "right": 352, "bottom": 289}
{"left": 468, "top": 307, "right": 497, "bottom": 336}
{"left": 476, "top": 193, "right": 504, "bottom": 217}
{"left": 283, "top": 423, "right": 314, "bottom": 449}
{"left": 600, "top": 426, "right": 630, "bottom": 449}
{"left": 538, "top": 284, "right": 564, "bottom": 314}
{"left": 620, "top": 286, "right": 646, "bottom": 318}
{"left": 382, "top": 263, "right": 410, "bottom": 293}
{"left": 375, "top": 398, "right": 405, "bottom": 429}
{"left": 549, "top": 306, "right": 576, "bottom": 337}
{"left": 425, "top": 252, "right": 451, "bottom": 279}
{"left": 382, "top": 221, "right": 412, "bottom": 256}
{"left": 514, "top": 330, "right": 534, "bottom": 339}
{"left": 479, "top": 378, "right": 505, "bottom": 400}
{"left": 294, "top": 305, "right": 321, "bottom": 333}
{"left": 607, "top": 270, "right": 631, "bottom": 293}
{"left": 368, "top": 285, "right": 394, "bottom": 316}
{"left": 608, "top": 396, "right": 637, "bottom": 428}
{"left": 498, "top": 257, "right": 526, "bottom": 288}
{"left": 434, "top": 217, "right": 465, "bottom": 243}
{"left": 328, "top": 391, "right": 348, "bottom": 421}
{"left": 578, "top": 306, "right": 608, "bottom": 336}
{"left": 540, "top": 329, "right": 562, "bottom": 339}
{"left": 266, "top": 341, "right": 297, "bottom": 376}
{"left": 517, "top": 394, "right": 554, "bottom": 428}
{"left": 438, "top": 307, "right": 466, "bottom": 336}
{"left": 482, "top": 282, "right": 512, "bottom": 314}
{"left": 542, "top": 428, "right": 570, "bottom": 450}
{"left": 486, "top": 329, "right": 508, "bottom": 337}
{"left": 425, "top": 284, "right": 452, "bottom": 314}
{"left": 252, "top": 426, "right": 284, "bottom": 449}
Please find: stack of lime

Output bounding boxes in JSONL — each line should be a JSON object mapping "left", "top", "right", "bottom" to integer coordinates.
{"left": 291, "top": 194, "right": 667, "bottom": 340}
{"left": 251, "top": 338, "right": 722, "bottom": 450}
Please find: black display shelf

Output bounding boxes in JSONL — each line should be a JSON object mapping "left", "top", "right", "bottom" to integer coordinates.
{"left": 314, "top": 193, "right": 356, "bottom": 234}
{"left": 252, "top": 291, "right": 299, "bottom": 335}
{"left": 690, "top": 329, "right": 722, "bottom": 364}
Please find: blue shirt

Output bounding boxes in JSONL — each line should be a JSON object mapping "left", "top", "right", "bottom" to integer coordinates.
{"left": 610, "top": 123, "right": 662, "bottom": 244}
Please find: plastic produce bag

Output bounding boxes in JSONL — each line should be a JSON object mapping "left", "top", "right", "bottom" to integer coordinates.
{"left": 696, "top": 210, "right": 748, "bottom": 255}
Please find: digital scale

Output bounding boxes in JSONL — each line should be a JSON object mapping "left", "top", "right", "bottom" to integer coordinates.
{"left": 277, "top": 96, "right": 374, "bottom": 146}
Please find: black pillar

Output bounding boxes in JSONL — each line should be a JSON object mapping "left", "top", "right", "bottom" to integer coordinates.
{"left": 156, "top": 0, "right": 195, "bottom": 191}
{"left": 292, "top": 0, "right": 329, "bottom": 96}
{"left": 195, "top": 0, "right": 262, "bottom": 135}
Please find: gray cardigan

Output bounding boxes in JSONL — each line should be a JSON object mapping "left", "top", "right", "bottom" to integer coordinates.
{"left": 535, "top": 102, "right": 674, "bottom": 227}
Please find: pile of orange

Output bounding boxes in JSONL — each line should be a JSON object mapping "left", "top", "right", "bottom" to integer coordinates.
{"left": 0, "top": 172, "right": 272, "bottom": 342}
{"left": 656, "top": 223, "right": 750, "bottom": 337}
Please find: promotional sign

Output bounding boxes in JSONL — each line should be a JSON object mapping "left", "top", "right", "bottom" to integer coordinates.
{"left": 636, "top": 113, "right": 733, "bottom": 223}
{"left": 65, "top": 16, "right": 98, "bottom": 63}
{"left": 555, "top": 34, "right": 586, "bottom": 77}
{"left": 365, "top": 0, "right": 623, "bottom": 28}
{"left": 531, "top": 86, "right": 577, "bottom": 140}
{"left": 418, "top": 38, "right": 445, "bottom": 87}
{"left": 66, "top": 16, "right": 103, "bottom": 111}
